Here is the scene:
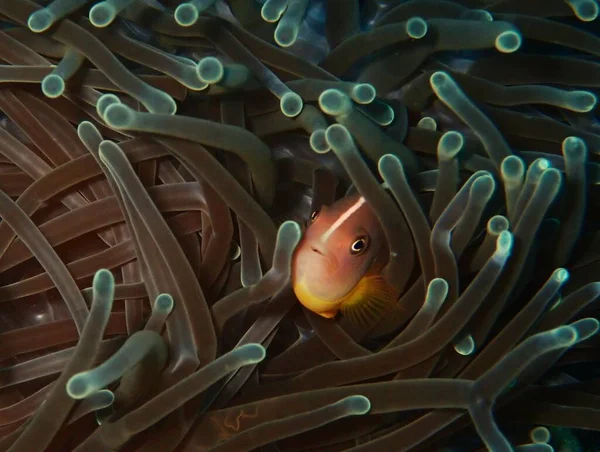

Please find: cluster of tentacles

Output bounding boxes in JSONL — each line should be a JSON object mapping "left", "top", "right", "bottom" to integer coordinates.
{"left": 0, "top": 0, "right": 598, "bottom": 451}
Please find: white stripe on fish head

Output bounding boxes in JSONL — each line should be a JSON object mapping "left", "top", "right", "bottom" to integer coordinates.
{"left": 321, "top": 196, "right": 366, "bottom": 243}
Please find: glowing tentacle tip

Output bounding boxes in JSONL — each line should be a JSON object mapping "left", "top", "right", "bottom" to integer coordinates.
{"left": 96, "top": 93, "right": 121, "bottom": 119}
{"left": 424, "top": 278, "right": 449, "bottom": 310}
{"left": 324, "top": 124, "right": 354, "bottom": 151}
{"left": 261, "top": 0, "right": 288, "bottom": 22}
{"left": 103, "top": 103, "right": 135, "bottom": 129}
{"left": 310, "top": 129, "right": 330, "bottom": 153}
{"left": 530, "top": 426, "right": 551, "bottom": 444}
{"left": 89, "top": 3, "right": 118, "bottom": 28}
{"left": 566, "top": 0, "right": 599, "bottom": 21}
{"left": 196, "top": 57, "right": 224, "bottom": 84}
{"left": 28, "top": 9, "right": 55, "bottom": 33}
{"left": 494, "top": 230, "right": 513, "bottom": 259}
{"left": 438, "top": 130, "right": 464, "bottom": 159}
{"left": 237, "top": 343, "right": 267, "bottom": 364}
{"left": 280, "top": 92, "right": 303, "bottom": 117}
{"left": 175, "top": 3, "right": 200, "bottom": 26}
{"left": 534, "top": 158, "right": 551, "bottom": 175}
{"left": 567, "top": 91, "right": 597, "bottom": 112}
{"left": 562, "top": 136, "right": 587, "bottom": 161}
{"left": 67, "top": 373, "right": 92, "bottom": 399}
{"left": 87, "top": 389, "right": 115, "bottom": 410}
{"left": 276, "top": 221, "right": 302, "bottom": 257}
{"left": 318, "top": 89, "right": 352, "bottom": 116}
{"left": 339, "top": 395, "right": 371, "bottom": 415}
{"left": 41, "top": 74, "right": 65, "bottom": 99}
{"left": 154, "top": 293, "right": 174, "bottom": 314}
{"left": 377, "top": 153, "right": 403, "bottom": 179}
{"left": 501, "top": 156, "right": 525, "bottom": 186}
{"left": 454, "top": 334, "right": 475, "bottom": 356}
{"left": 488, "top": 215, "right": 509, "bottom": 235}
{"left": 552, "top": 268, "right": 570, "bottom": 284}
{"left": 417, "top": 117, "right": 437, "bottom": 130}
{"left": 429, "top": 71, "right": 456, "bottom": 99}
{"left": 495, "top": 30, "right": 522, "bottom": 53}
{"left": 93, "top": 269, "right": 115, "bottom": 299}
{"left": 275, "top": 21, "right": 298, "bottom": 48}
{"left": 571, "top": 317, "right": 600, "bottom": 342}
{"left": 462, "top": 9, "right": 493, "bottom": 21}
{"left": 406, "top": 17, "right": 428, "bottom": 39}
{"left": 350, "top": 84, "right": 376, "bottom": 104}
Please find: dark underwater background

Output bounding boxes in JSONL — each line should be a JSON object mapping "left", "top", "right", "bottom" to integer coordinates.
{"left": 0, "top": 1, "right": 599, "bottom": 451}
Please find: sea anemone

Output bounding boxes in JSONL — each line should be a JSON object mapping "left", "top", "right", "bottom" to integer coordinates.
{"left": 0, "top": 0, "right": 598, "bottom": 451}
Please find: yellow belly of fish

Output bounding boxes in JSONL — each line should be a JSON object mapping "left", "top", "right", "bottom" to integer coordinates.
{"left": 293, "top": 280, "right": 342, "bottom": 319}
{"left": 294, "top": 275, "right": 399, "bottom": 328}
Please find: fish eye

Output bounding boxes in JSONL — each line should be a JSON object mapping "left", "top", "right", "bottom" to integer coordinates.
{"left": 350, "top": 236, "right": 369, "bottom": 255}
{"left": 310, "top": 210, "right": 320, "bottom": 223}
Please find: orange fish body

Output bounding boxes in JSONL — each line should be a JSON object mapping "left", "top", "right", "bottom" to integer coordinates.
{"left": 291, "top": 194, "right": 398, "bottom": 328}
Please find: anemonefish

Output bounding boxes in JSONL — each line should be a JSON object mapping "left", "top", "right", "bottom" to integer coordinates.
{"left": 291, "top": 193, "right": 399, "bottom": 328}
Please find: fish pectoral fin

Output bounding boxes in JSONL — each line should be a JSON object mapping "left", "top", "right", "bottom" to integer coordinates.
{"left": 340, "top": 276, "right": 399, "bottom": 331}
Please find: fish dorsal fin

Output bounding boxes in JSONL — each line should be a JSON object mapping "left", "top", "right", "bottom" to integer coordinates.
{"left": 340, "top": 275, "right": 399, "bottom": 330}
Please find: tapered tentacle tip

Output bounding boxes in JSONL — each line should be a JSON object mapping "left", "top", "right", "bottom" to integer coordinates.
{"left": 237, "top": 343, "right": 267, "bottom": 364}
{"left": 96, "top": 94, "right": 122, "bottom": 120}
{"left": 310, "top": 129, "right": 330, "bottom": 154}
{"left": 501, "top": 156, "right": 525, "bottom": 185}
{"left": 319, "top": 89, "right": 352, "bottom": 116}
{"left": 454, "top": 334, "right": 475, "bottom": 356}
{"left": 89, "top": 3, "right": 117, "bottom": 28}
{"left": 406, "top": 17, "right": 428, "bottom": 39}
{"left": 568, "top": 91, "right": 597, "bottom": 112}
{"left": 77, "top": 120, "right": 103, "bottom": 145}
{"left": 429, "top": 71, "right": 452, "bottom": 91}
{"left": 28, "top": 9, "right": 54, "bottom": 33}
{"left": 261, "top": 0, "right": 288, "bottom": 22}
{"left": 494, "top": 230, "right": 513, "bottom": 259}
{"left": 417, "top": 117, "right": 437, "bottom": 130}
{"left": 424, "top": 278, "right": 449, "bottom": 312}
{"left": 175, "top": 3, "right": 200, "bottom": 27}
{"left": 324, "top": 124, "right": 353, "bottom": 151}
{"left": 488, "top": 215, "right": 509, "bottom": 235}
{"left": 277, "top": 220, "right": 302, "bottom": 246}
{"left": 41, "top": 74, "right": 65, "bottom": 99}
{"left": 570, "top": 317, "right": 600, "bottom": 342}
{"left": 66, "top": 373, "right": 92, "bottom": 400}
{"left": 530, "top": 426, "right": 551, "bottom": 444}
{"left": 378, "top": 154, "right": 406, "bottom": 184}
{"left": 552, "top": 268, "right": 569, "bottom": 283}
{"left": 197, "top": 57, "right": 224, "bottom": 84}
{"left": 154, "top": 294, "right": 174, "bottom": 315}
{"left": 93, "top": 269, "right": 115, "bottom": 299}
{"left": 280, "top": 92, "right": 303, "bottom": 118}
{"left": 540, "top": 167, "right": 562, "bottom": 186}
{"left": 462, "top": 9, "right": 493, "bottom": 21}
{"left": 340, "top": 395, "right": 371, "bottom": 415}
{"left": 84, "top": 389, "right": 115, "bottom": 413}
{"left": 471, "top": 174, "right": 496, "bottom": 197}
{"left": 350, "top": 84, "right": 376, "bottom": 105}
{"left": 562, "top": 136, "right": 587, "bottom": 160}
{"left": 495, "top": 30, "right": 522, "bottom": 53}
{"left": 104, "top": 103, "right": 135, "bottom": 129}
{"left": 438, "top": 131, "right": 463, "bottom": 159}
{"left": 568, "top": 0, "right": 599, "bottom": 21}
{"left": 275, "top": 22, "right": 299, "bottom": 48}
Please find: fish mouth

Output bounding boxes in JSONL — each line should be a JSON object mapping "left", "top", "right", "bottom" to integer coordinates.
{"left": 310, "top": 245, "right": 325, "bottom": 256}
